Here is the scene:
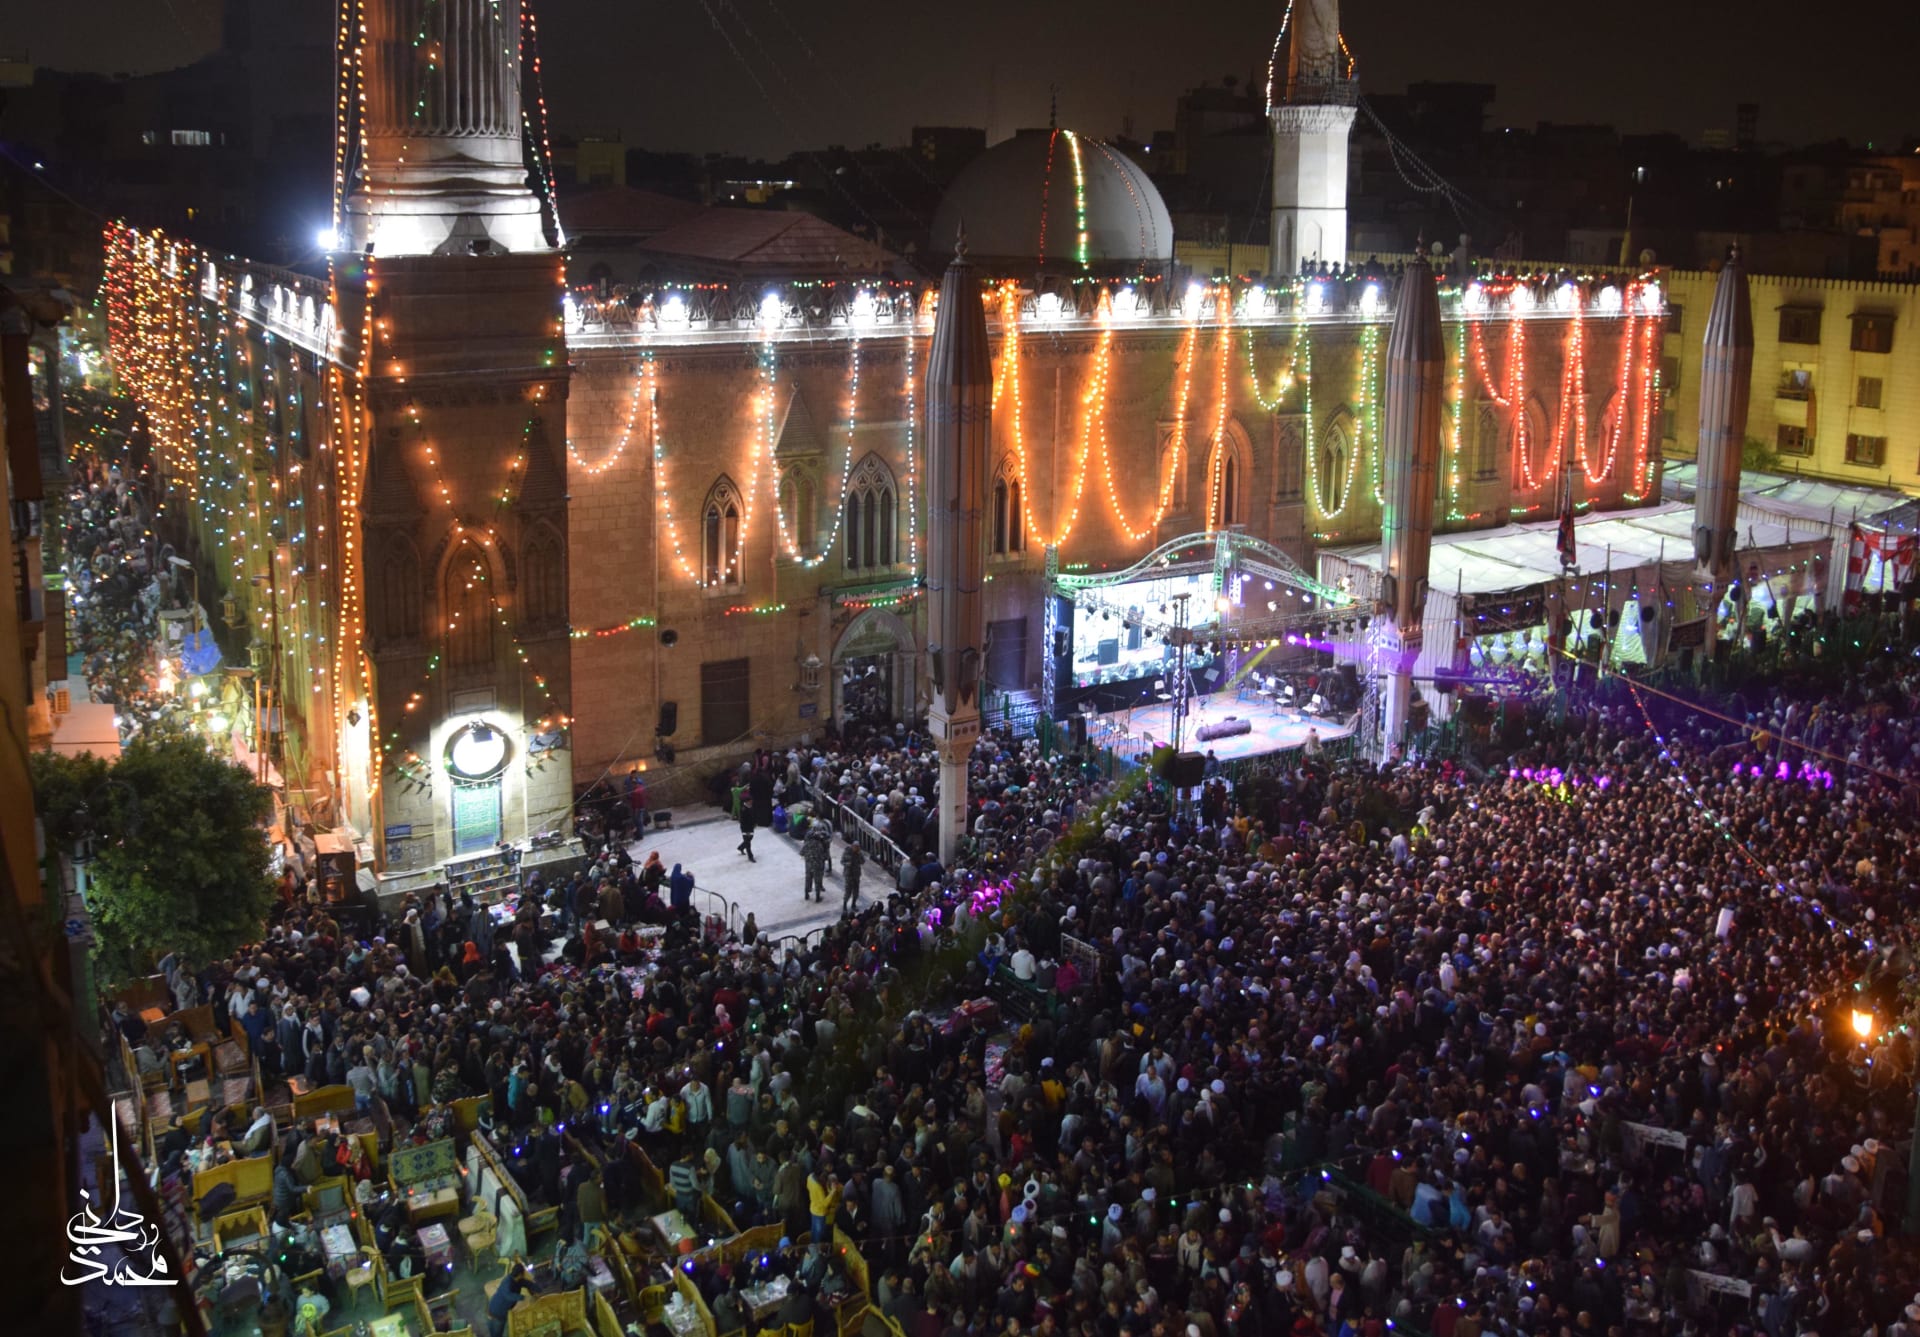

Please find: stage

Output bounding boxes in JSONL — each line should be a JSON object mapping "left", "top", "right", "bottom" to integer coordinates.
{"left": 1089, "top": 689, "right": 1356, "bottom": 764}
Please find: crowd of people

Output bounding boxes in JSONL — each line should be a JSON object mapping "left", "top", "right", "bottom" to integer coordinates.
{"left": 120, "top": 633, "right": 1920, "bottom": 1337}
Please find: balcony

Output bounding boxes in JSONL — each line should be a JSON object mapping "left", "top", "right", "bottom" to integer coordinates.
{"left": 1776, "top": 372, "right": 1814, "bottom": 402}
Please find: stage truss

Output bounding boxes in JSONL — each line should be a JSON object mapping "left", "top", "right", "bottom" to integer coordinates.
{"left": 1042, "top": 532, "right": 1366, "bottom": 737}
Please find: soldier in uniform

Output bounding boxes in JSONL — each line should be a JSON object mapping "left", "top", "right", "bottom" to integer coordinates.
{"left": 802, "top": 822, "right": 831, "bottom": 902}
{"left": 840, "top": 841, "right": 865, "bottom": 917}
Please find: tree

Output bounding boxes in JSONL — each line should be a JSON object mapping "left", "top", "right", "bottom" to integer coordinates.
{"left": 1742, "top": 434, "right": 1781, "bottom": 475}
{"left": 32, "top": 737, "right": 276, "bottom": 985}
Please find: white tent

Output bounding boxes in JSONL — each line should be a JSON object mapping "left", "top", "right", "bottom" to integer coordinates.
{"left": 1319, "top": 502, "right": 1832, "bottom": 720}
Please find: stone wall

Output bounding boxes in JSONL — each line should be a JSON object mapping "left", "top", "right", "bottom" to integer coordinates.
{"left": 562, "top": 310, "right": 1653, "bottom": 798}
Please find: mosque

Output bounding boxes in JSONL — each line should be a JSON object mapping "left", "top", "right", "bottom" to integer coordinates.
{"left": 102, "top": 0, "right": 1679, "bottom": 878}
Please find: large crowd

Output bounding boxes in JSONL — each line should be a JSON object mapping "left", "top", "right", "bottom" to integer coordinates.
{"left": 116, "top": 628, "right": 1920, "bottom": 1337}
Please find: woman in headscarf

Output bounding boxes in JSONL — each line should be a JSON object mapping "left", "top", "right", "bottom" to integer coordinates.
{"left": 669, "top": 863, "right": 694, "bottom": 913}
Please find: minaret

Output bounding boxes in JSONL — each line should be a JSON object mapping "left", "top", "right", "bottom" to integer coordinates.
{"left": 924, "top": 238, "right": 992, "bottom": 868}
{"left": 345, "top": 0, "right": 548, "bottom": 256}
{"left": 1376, "top": 255, "right": 1444, "bottom": 759}
{"left": 1269, "top": 0, "right": 1357, "bottom": 274}
{"left": 1693, "top": 249, "right": 1752, "bottom": 591}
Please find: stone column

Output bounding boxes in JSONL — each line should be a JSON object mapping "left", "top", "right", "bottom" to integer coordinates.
{"left": 924, "top": 242, "right": 992, "bottom": 868}
{"left": 1693, "top": 250, "right": 1753, "bottom": 622}
{"left": 1377, "top": 257, "right": 1444, "bottom": 759}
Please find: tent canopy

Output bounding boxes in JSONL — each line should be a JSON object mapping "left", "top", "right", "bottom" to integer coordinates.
{"left": 1323, "top": 503, "right": 1818, "bottom": 601}
{"left": 1664, "top": 462, "right": 1920, "bottom": 536}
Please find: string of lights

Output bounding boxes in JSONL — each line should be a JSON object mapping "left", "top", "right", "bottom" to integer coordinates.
{"left": 1103, "top": 301, "right": 1197, "bottom": 543}
{"left": 1244, "top": 328, "right": 1301, "bottom": 412}
{"left": 1206, "top": 284, "right": 1234, "bottom": 531}
{"left": 774, "top": 333, "right": 862, "bottom": 567}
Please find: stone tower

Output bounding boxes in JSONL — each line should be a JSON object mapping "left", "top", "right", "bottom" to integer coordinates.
{"left": 1693, "top": 250, "right": 1752, "bottom": 585}
{"left": 924, "top": 242, "right": 992, "bottom": 867}
{"left": 340, "top": 0, "right": 572, "bottom": 871}
{"left": 1269, "top": 0, "right": 1357, "bottom": 274}
{"left": 1377, "top": 256, "right": 1444, "bottom": 758}
{"left": 345, "top": 0, "right": 549, "bottom": 257}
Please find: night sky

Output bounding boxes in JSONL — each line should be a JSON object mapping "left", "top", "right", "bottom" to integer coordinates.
{"left": 22, "top": 0, "right": 1920, "bottom": 159}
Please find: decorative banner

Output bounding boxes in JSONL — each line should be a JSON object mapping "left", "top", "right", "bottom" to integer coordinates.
{"left": 1667, "top": 618, "right": 1707, "bottom": 650}
{"left": 1845, "top": 525, "right": 1916, "bottom": 603}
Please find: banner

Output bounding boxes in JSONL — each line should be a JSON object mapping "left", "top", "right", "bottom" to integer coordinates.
{"left": 1846, "top": 525, "right": 1917, "bottom": 603}
{"left": 1622, "top": 1120, "right": 1689, "bottom": 1155}
{"left": 1667, "top": 618, "right": 1707, "bottom": 650}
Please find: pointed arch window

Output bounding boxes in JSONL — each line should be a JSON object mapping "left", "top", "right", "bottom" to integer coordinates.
{"left": 991, "top": 465, "right": 1024, "bottom": 555}
{"left": 703, "top": 478, "right": 744, "bottom": 587}
{"left": 444, "top": 541, "right": 494, "bottom": 668}
{"left": 1476, "top": 405, "right": 1499, "bottom": 478}
{"left": 1210, "top": 442, "right": 1242, "bottom": 529}
{"left": 845, "top": 455, "right": 897, "bottom": 570}
{"left": 1317, "top": 425, "right": 1351, "bottom": 516}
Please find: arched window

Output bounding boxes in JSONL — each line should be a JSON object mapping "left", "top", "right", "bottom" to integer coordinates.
{"left": 1209, "top": 442, "right": 1241, "bottom": 528}
{"left": 379, "top": 539, "right": 421, "bottom": 645}
{"left": 522, "top": 527, "right": 564, "bottom": 628}
{"left": 444, "top": 541, "right": 493, "bottom": 668}
{"left": 702, "top": 478, "right": 744, "bottom": 587}
{"left": 845, "top": 455, "right": 897, "bottom": 570}
{"left": 991, "top": 466, "right": 1024, "bottom": 555}
{"left": 1316, "top": 423, "right": 1351, "bottom": 516}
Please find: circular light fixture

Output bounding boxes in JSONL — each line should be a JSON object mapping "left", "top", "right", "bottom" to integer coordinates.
{"left": 446, "top": 720, "right": 512, "bottom": 783}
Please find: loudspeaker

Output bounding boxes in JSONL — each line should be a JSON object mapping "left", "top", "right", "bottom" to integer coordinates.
{"left": 1749, "top": 627, "right": 1767, "bottom": 653}
{"left": 1160, "top": 751, "right": 1207, "bottom": 787}
{"left": 1052, "top": 629, "right": 1070, "bottom": 657}
{"left": 1334, "top": 662, "right": 1359, "bottom": 706}
{"left": 656, "top": 701, "right": 678, "bottom": 736}
{"left": 1069, "top": 715, "right": 1089, "bottom": 749}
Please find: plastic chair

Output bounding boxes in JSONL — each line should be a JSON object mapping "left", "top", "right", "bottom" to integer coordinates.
{"left": 787, "top": 1320, "right": 814, "bottom": 1337}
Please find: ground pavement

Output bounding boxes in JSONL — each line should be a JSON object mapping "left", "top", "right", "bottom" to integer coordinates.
{"left": 624, "top": 812, "right": 851, "bottom": 942}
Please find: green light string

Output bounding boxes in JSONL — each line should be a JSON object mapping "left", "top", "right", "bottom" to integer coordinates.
{"left": 1244, "top": 328, "right": 1300, "bottom": 412}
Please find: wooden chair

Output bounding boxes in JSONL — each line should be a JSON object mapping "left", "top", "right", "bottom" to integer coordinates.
{"left": 343, "top": 1247, "right": 379, "bottom": 1311}
{"left": 374, "top": 1253, "right": 423, "bottom": 1311}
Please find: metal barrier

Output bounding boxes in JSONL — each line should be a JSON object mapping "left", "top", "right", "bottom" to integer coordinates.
{"left": 692, "top": 888, "right": 742, "bottom": 937}
{"left": 805, "top": 779, "right": 910, "bottom": 874}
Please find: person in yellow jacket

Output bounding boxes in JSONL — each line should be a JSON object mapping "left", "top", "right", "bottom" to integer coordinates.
{"left": 807, "top": 1168, "right": 839, "bottom": 1243}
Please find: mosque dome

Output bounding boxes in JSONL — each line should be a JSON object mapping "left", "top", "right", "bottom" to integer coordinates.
{"left": 931, "top": 129, "right": 1173, "bottom": 271}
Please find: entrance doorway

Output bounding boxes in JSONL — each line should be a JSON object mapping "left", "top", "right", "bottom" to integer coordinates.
{"left": 831, "top": 607, "right": 918, "bottom": 735}
{"left": 451, "top": 780, "right": 502, "bottom": 853}
{"left": 840, "top": 655, "right": 895, "bottom": 726}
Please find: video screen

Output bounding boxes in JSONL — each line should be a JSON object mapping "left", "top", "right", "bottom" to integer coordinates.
{"left": 1069, "top": 571, "right": 1217, "bottom": 688}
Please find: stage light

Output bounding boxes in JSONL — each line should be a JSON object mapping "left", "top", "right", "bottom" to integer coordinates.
{"left": 1267, "top": 602, "right": 1277, "bottom": 612}
{"left": 315, "top": 226, "right": 341, "bottom": 251}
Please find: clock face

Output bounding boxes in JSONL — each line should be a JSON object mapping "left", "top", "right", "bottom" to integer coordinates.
{"left": 445, "top": 721, "right": 511, "bottom": 782}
